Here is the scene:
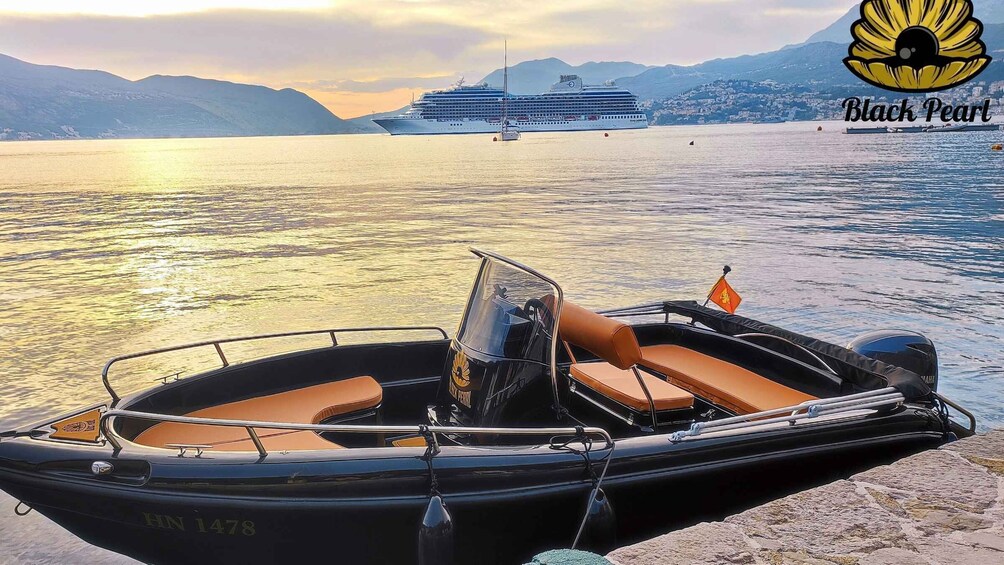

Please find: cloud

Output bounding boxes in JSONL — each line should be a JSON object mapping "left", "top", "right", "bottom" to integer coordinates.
{"left": 0, "top": 10, "right": 493, "bottom": 79}
{"left": 0, "top": 1, "right": 861, "bottom": 116}
{"left": 293, "top": 75, "right": 466, "bottom": 94}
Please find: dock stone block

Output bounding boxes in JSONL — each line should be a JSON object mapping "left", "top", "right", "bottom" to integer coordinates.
{"left": 853, "top": 449, "right": 998, "bottom": 513}
{"left": 725, "top": 480, "right": 909, "bottom": 556}
{"left": 857, "top": 547, "right": 932, "bottom": 565}
{"left": 941, "top": 429, "right": 1004, "bottom": 461}
{"left": 606, "top": 522, "right": 755, "bottom": 565}
{"left": 608, "top": 431, "right": 1004, "bottom": 565}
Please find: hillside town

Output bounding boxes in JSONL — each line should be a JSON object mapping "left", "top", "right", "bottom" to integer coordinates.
{"left": 646, "top": 79, "right": 1004, "bottom": 125}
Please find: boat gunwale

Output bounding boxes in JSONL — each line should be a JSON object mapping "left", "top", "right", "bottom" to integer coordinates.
{"left": 0, "top": 410, "right": 946, "bottom": 506}
{"left": 97, "top": 388, "right": 911, "bottom": 459}
{"left": 100, "top": 325, "right": 450, "bottom": 403}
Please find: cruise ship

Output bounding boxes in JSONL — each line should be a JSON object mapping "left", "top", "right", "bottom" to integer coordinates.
{"left": 373, "top": 75, "right": 648, "bottom": 135}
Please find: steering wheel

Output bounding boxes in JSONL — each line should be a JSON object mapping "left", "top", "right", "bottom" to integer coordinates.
{"left": 523, "top": 298, "right": 555, "bottom": 332}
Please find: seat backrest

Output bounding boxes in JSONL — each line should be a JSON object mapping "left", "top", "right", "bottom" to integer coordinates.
{"left": 558, "top": 301, "right": 642, "bottom": 370}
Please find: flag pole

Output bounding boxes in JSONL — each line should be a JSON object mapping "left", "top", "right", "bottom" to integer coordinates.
{"left": 702, "top": 265, "right": 732, "bottom": 308}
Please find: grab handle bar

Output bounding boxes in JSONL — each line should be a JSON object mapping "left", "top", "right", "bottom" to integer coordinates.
{"left": 100, "top": 409, "right": 613, "bottom": 458}
{"left": 102, "top": 325, "right": 449, "bottom": 402}
{"left": 936, "top": 392, "right": 978, "bottom": 434}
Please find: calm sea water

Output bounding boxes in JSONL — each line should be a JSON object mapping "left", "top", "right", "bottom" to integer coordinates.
{"left": 0, "top": 123, "right": 1001, "bottom": 433}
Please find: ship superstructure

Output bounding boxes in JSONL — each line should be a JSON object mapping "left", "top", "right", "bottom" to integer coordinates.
{"left": 374, "top": 75, "right": 648, "bottom": 135}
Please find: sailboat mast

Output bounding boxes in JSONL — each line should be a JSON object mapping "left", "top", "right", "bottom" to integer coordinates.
{"left": 502, "top": 41, "right": 508, "bottom": 125}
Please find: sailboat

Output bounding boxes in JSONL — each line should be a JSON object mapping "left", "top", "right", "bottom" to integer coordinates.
{"left": 499, "top": 42, "right": 520, "bottom": 142}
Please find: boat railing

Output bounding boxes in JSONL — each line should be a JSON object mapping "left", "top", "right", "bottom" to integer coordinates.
{"left": 600, "top": 304, "right": 841, "bottom": 376}
{"left": 99, "top": 387, "right": 921, "bottom": 455}
{"left": 101, "top": 325, "right": 450, "bottom": 403}
{"left": 99, "top": 409, "right": 613, "bottom": 458}
{"left": 669, "top": 386, "right": 906, "bottom": 442}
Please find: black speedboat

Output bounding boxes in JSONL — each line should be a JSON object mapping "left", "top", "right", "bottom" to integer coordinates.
{"left": 0, "top": 250, "right": 976, "bottom": 564}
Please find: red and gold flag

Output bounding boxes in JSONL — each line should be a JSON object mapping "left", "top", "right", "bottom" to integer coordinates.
{"left": 708, "top": 277, "right": 742, "bottom": 314}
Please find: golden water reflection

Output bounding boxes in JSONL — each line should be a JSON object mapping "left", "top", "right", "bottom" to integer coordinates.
{"left": 0, "top": 124, "right": 1001, "bottom": 428}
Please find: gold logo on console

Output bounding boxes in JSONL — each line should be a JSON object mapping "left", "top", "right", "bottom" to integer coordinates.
{"left": 844, "top": 0, "right": 991, "bottom": 92}
{"left": 451, "top": 349, "right": 471, "bottom": 388}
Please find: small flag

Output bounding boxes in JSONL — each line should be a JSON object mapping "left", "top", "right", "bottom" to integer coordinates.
{"left": 708, "top": 277, "right": 742, "bottom": 314}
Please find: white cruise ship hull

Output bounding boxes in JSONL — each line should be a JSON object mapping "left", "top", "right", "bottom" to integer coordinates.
{"left": 374, "top": 115, "right": 648, "bottom": 135}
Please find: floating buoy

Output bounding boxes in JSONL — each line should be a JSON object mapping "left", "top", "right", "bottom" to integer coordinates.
{"left": 418, "top": 495, "right": 454, "bottom": 565}
{"left": 992, "top": 143, "right": 1002, "bottom": 151}
{"left": 817, "top": 126, "right": 823, "bottom": 132}
{"left": 603, "top": 132, "right": 609, "bottom": 137}
{"left": 688, "top": 140, "right": 695, "bottom": 146}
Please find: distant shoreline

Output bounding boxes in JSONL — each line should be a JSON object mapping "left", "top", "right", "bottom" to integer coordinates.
{"left": 4, "top": 118, "right": 1002, "bottom": 143}
{"left": 0, "top": 120, "right": 827, "bottom": 142}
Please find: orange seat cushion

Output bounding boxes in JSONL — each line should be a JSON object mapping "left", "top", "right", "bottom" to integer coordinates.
{"left": 208, "top": 430, "right": 341, "bottom": 452}
{"left": 570, "top": 362, "right": 694, "bottom": 413}
{"left": 559, "top": 302, "right": 643, "bottom": 370}
{"left": 639, "top": 345, "right": 816, "bottom": 415}
{"left": 133, "top": 376, "right": 383, "bottom": 451}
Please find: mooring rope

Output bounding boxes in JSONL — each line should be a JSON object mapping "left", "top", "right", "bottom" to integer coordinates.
{"left": 419, "top": 424, "right": 441, "bottom": 497}
{"left": 550, "top": 426, "right": 616, "bottom": 549}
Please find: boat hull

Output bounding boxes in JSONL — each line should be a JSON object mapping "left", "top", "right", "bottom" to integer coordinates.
{"left": 373, "top": 115, "right": 648, "bottom": 135}
{"left": 0, "top": 411, "right": 950, "bottom": 564}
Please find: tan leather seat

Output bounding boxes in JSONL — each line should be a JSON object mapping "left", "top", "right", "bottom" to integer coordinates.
{"left": 570, "top": 362, "right": 693, "bottom": 412}
{"left": 640, "top": 345, "right": 816, "bottom": 414}
{"left": 557, "top": 300, "right": 814, "bottom": 416}
{"left": 558, "top": 302, "right": 694, "bottom": 415}
{"left": 134, "top": 376, "right": 383, "bottom": 451}
{"left": 210, "top": 430, "right": 343, "bottom": 452}
{"left": 559, "top": 302, "right": 643, "bottom": 370}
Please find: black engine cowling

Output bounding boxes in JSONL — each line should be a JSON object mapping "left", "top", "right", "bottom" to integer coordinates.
{"left": 848, "top": 330, "right": 938, "bottom": 390}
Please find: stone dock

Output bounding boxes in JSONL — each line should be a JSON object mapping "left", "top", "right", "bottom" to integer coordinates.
{"left": 607, "top": 429, "right": 1004, "bottom": 565}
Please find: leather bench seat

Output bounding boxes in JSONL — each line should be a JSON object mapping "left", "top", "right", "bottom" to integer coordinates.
{"left": 570, "top": 362, "right": 694, "bottom": 412}
{"left": 134, "top": 376, "right": 383, "bottom": 452}
{"left": 639, "top": 345, "right": 816, "bottom": 414}
{"left": 557, "top": 300, "right": 817, "bottom": 419}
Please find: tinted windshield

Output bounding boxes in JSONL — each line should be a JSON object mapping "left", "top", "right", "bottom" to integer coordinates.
{"left": 457, "top": 258, "right": 558, "bottom": 361}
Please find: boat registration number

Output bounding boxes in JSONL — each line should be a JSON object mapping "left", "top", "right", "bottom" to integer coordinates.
{"left": 142, "top": 512, "right": 256, "bottom": 536}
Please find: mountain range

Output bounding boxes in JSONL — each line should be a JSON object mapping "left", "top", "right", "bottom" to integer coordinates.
{"left": 0, "top": 54, "right": 358, "bottom": 140}
{"left": 4, "top": 1, "right": 1004, "bottom": 140}
{"left": 806, "top": 0, "right": 1004, "bottom": 45}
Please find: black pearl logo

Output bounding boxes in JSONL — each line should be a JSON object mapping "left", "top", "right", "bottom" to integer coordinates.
{"left": 894, "top": 27, "right": 940, "bottom": 66}
{"left": 844, "top": 0, "right": 991, "bottom": 92}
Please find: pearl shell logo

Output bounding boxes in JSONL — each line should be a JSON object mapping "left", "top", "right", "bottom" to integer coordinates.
{"left": 451, "top": 349, "right": 471, "bottom": 388}
{"left": 63, "top": 420, "right": 95, "bottom": 433}
{"left": 844, "top": 0, "right": 991, "bottom": 92}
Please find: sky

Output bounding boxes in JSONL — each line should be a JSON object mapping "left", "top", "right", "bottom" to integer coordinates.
{"left": 0, "top": 1, "right": 859, "bottom": 118}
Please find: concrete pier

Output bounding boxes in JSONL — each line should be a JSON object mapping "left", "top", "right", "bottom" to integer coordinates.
{"left": 608, "top": 429, "right": 1004, "bottom": 565}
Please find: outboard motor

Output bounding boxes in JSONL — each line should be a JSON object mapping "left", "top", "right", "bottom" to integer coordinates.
{"left": 848, "top": 330, "right": 938, "bottom": 390}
